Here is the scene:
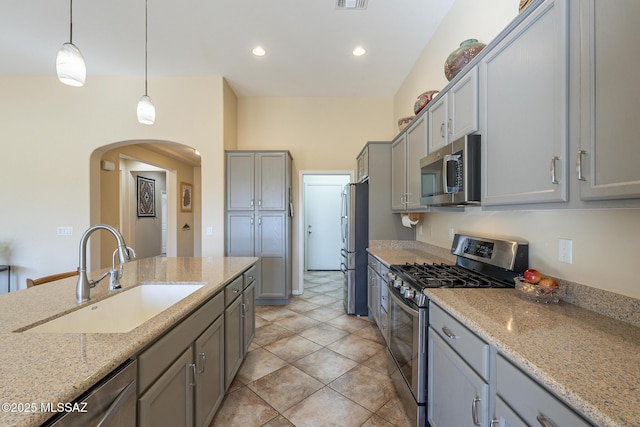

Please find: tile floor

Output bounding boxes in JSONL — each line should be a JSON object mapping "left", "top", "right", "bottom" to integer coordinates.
{"left": 210, "top": 271, "right": 412, "bottom": 427}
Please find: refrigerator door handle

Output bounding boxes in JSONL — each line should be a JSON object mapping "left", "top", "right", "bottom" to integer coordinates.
{"left": 340, "top": 263, "right": 348, "bottom": 274}
{"left": 340, "top": 248, "right": 349, "bottom": 259}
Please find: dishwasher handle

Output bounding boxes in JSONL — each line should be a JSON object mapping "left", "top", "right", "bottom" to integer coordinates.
{"left": 96, "top": 380, "right": 136, "bottom": 427}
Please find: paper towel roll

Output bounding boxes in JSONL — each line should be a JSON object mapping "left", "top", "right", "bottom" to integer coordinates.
{"left": 402, "top": 214, "right": 420, "bottom": 228}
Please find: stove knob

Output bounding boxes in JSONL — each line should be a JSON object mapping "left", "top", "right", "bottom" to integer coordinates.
{"left": 402, "top": 285, "right": 411, "bottom": 296}
{"left": 394, "top": 279, "right": 403, "bottom": 289}
{"left": 405, "top": 289, "right": 415, "bottom": 300}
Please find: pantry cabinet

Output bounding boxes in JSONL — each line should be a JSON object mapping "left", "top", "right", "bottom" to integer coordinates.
{"left": 480, "top": 0, "right": 569, "bottom": 206}
{"left": 391, "top": 116, "right": 428, "bottom": 212}
{"left": 427, "top": 67, "right": 479, "bottom": 153}
{"left": 577, "top": 0, "right": 640, "bottom": 201}
{"left": 225, "top": 150, "right": 292, "bottom": 305}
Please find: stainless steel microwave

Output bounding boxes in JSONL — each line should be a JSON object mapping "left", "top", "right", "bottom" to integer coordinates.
{"left": 419, "top": 134, "right": 481, "bottom": 206}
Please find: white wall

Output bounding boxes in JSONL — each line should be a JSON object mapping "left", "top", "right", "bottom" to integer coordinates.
{"left": 0, "top": 75, "right": 225, "bottom": 290}
{"left": 396, "top": 0, "right": 640, "bottom": 299}
{"left": 238, "top": 97, "right": 393, "bottom": 293}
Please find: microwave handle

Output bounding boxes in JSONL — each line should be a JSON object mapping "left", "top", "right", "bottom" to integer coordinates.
{"left": 442, "top": 157, "right": 449, "bottom": 193}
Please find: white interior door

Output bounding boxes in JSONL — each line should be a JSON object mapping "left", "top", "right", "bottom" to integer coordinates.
{"left": 305, "top": 178, "right": 348, "bottom": 270}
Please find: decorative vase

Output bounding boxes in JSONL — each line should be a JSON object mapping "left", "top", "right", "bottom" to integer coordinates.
{"left": 414, "top": 90, "right": 440, "bottom": 115}
{"left": 519, "top": 0, "right": 533, "bottom": 13}
{"left": 444, "top": 39, "right": 486, "bottom": 81}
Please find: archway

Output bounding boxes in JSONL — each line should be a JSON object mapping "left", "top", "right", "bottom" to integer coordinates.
{"left": 89, "top": 140, "right": 201, "bottom": 269}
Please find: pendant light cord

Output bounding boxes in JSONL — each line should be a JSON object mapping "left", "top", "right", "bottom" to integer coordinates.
{"left": 69, "top": 0, "right": 73, "bottom": 43}
{"left": 144, "top": 0, "right": 148, "bottom": 96}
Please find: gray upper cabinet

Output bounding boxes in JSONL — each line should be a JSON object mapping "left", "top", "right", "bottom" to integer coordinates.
{"left": 358, "top": 141, "right": 414, "bottom": 239}
{"left": 356, "top": 145, "right": 369, "bottom": 182}
{"left": 480, "top": 0, "right": 569, "bottom": 206}
{"left": 226, "top": 152, "right": 255, "bottom": 211}
{"left": 391, "top": 116, "right": 428, "bottom": 212}
{"left": 226, "top": 150, "right": 292, "bottom": 305}
{"left": 391, "top": 134, "right": 407, "bottom": 211}
{"left": 577, "top": 0, "right": 640, "bottom": 201}
{"left": 257, "top": 152, "right": 288, "bottom": 210}
{"left": 427, "top": 67, "right": 479, "bottom": 153}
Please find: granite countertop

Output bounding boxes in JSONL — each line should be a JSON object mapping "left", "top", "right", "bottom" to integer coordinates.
{"left": 0, "top": 256, "right": 258, "bottom": 427}
{"left": 368, "top": 246, "right": 640, "bottom": 427}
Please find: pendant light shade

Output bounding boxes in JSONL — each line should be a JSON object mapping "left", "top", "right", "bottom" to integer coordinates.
{"left": 137, "top": 0, "right": 155, "bottom": 124}
{"left": 57, "top": 0, "right": 86, "bottom": 87}
{"left": 56, "top": 42, "right": 86, "bottom": 86}
{"left": 137, "top": 95, "right": 156, "bottom": 125}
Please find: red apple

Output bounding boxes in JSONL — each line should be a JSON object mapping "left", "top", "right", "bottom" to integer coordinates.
{"left": 538, "top": 277, "right": 559, "bottom": 289}
{"left": 523, "top": 269, "right": 542, "bottom": 284}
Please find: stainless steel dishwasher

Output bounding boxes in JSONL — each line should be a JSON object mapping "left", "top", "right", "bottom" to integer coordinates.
{"left": 46, "top": 360, "right": 137, "bottom": 427}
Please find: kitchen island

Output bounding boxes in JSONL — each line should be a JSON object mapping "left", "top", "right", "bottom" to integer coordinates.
{"left": 368, "top": 245, "right": 640, "bottom": 427}
{"left": 0, "top": 256, "right": 258, "bottom": 427}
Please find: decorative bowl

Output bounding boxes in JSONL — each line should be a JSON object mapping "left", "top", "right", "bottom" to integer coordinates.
{"left": 398, "top": 116, "right": 414, "bottom": 131}
{"left": 414, "top": 90, "right": 439, "bottom": 115}
{"left": 515, "top": 277, "right": 563, "bottom": 304}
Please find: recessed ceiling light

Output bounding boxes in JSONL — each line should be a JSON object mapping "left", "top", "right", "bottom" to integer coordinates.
{"left": 252, "top": 46, "right": 266, "bottom": 57}
{"left": 352, "top": 46, "right": 367, "bottom": 56}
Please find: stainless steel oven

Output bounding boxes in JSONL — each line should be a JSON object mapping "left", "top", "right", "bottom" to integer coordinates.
{"left": 386, "top": 283, "right": 428, "bottom": 427}
{"left": 386, "top": 234, "right": 529, "bottom": 427}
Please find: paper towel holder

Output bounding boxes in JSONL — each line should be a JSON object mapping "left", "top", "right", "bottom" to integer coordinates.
{"left": 401, "top": 212, "right": 421, "bottom": 227}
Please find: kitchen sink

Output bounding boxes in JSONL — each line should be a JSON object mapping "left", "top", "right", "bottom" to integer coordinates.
{"left": 24, "top": 283, "right": 205, "bottom": 333}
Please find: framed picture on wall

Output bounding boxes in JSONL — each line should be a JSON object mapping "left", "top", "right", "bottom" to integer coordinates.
{"left": 180, "top": 182, "right": 193, "bottom": 212}
{"left": 137, "top": 176, "right": 156, "bottom": 217}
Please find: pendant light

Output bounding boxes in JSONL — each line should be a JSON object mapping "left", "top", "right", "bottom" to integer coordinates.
{"left": 56, "top": 0, "right": 86, "bottom": 87}
{"left": 137, "top": 0, "right": 155, "bottom": 124}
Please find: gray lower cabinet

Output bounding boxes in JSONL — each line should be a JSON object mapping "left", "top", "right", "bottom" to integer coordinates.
{"left": 226, "top": 150, "right": 292, "bottom": 305}
{"left": 428, "top": 303, "right": 490, "bottom": 427}
{"left": 242, "top": 280, "right": 256, "bottom": 355}
{"left": 494, "top": 355, "right": 592, "bottom": 427}
{"left": 194, "top": 315, "right": 225, "bottom": 427}
{"left": 137, "top": 265, "right": 257, "bottom": 427}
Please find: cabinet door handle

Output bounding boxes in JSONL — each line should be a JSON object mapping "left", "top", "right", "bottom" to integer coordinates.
{"left": 448, "top": 118, "right": 452, "bottom": 134}
{"left": 576, "top": 150, "right": 587, "bottom": 181}
{"left": 440, "top": 123, "right": 445, "bottom": 138}
{"left": 550, "top": 156, "right": 560, "bottom": 185}
{"left": 250, "top": 216, "right": 254, "bottom": 224}
{"left": 198, "top": 352, "right": 206, "bottom": 374}
{"left": 442, "top": 326, "right": 459, "bottom": 340}
{"left": 258, "top": 217, "right": 262, "bottom": 225}
{"left": 188, "top": 363, "right": 196, "bottom": 387}
{"left": 258, "top": 200, "right": 262, "bottom": 207}
{"left": 471, "top": 396, "right": 481, "bottom": 426}
{"left": 490, "top": 419, "right": 501, "bottom": 427}
{"left": 536, "top": 413, "right": 557, "bottom": 427}
{"left": 250, "top": 199, "right": 254, "bottom": 207}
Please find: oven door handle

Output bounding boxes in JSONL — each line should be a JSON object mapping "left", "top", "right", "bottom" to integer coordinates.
{"left": 387, "top": 284, "right": 420, "bottom": 317}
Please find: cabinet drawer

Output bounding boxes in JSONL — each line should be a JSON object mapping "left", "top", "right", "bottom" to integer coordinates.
{"left": 243, "top": 265, "right": 257, "bottom": 289}
{"left": 496, "top": 355, "right": 592, "bottom": 427}
{"left": 138, "top": 292, "right": 224, "bottom": 393}
{"left": 225, "top": 275, "right": 243, "bottom": 306}
{"left": 367, "top": 255, "right": 380, "bottom": 274}
{"left": 429, "top": 302, "right": 489, "bottom": 381}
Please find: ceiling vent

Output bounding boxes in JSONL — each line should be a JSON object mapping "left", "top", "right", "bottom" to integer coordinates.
{"left": 336, "top": 0, "right": 368, "bottom": 10}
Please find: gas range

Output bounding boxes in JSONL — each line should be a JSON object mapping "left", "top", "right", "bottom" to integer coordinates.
{"left": 388, "top": 234, "right": 529, "bottom": 308}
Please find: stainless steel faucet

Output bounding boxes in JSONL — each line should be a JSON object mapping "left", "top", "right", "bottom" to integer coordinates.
{"left": 110, "top": 246, "right": 136, "bottom": 291}
{"left": 76, "top": 224, "right": 133, "bottom": 303}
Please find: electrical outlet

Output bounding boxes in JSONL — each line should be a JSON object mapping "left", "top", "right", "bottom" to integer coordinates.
{"left": 558, "top": 239, "right": 573, "bottom": 264}
{"left": 206, "top": 227, "right": 213, "bottom": 236}
{"left": 448, "top": 227, "right": 455, "bottom": 241}
{"left": 57, "top": 226, "right": 73, "bottom": 236}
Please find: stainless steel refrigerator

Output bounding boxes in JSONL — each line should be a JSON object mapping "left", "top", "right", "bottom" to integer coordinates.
{"left": 340, "top": 182, "right": 369, "bottom": 316}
